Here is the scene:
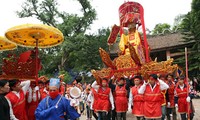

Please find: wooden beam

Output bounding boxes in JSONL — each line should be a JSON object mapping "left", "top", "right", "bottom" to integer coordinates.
{"left": 170, "top": 52, "right": 185, "bottom": 57}
{"left": 170, "top": 51, "right": 192, "bottom": 57}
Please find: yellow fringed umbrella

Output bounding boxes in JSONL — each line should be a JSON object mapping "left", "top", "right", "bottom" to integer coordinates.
{"left": 0, "top": 36, "right": 17, "bottom": 51}
{"left": 5, "top": 24, "right": 64, "bottom": 48}
{"left": 4, "top": 23, "right": 64, "bottom": 85}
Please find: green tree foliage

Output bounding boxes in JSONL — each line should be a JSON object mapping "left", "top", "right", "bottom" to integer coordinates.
{"left": 63, "top": 28, "right": 109, "bottom": 72}
{"left": 172, "top": 14, "right": 185, "bottom": 31}
{"left": 176, "top": 0, "right": 200, "bottom": 78}
{"left": 58, "top": 70, "right": 72, "bottom": 83}
{"left": 14, "top": 0, "right": 109, "bottom": 76}
{"left": 152, "top": 23, "right": 171, "bottom": 35}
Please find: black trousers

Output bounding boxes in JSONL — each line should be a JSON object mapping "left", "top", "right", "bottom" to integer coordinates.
{"left": 136, "top": 116, "right": 145, "bottom": 120}
{"left": 180, "top": 113, "right": 194, "bottom": 120}
{"left": 116, "top": 112, "right": 126, "bottom": 120}
{"left": 111, "top": 109, "right": 116, "bottom": 120}
{"left": 98, "top": 111, "right": 108, "bottom": 120}
{"left": 92, "top": 110, "right": 98, "bottom": 120}
{"left": 166, "top": 107, "right": 177, "bottom": 120}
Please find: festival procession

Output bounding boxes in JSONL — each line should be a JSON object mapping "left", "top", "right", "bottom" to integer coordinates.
{"left": 0, "top": 0, "right": 199, "bottom": 120}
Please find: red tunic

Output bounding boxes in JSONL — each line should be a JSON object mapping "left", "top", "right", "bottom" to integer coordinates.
{"left": 60, "top": 85, "right": 66, "bottom": 95}
{"left": 143, "top": 83, "right": 162, "bottom": 119}
{"left": 175, "top": 84, "right": 190, "bottom": 114}
{"left": 131, "top": 85, "right": 144, "bottom": 116}
{"left": 39, "top": 88, "right": 44, "bottom": 98}
{"left": 26, "top": 91, "right": 39, "bottom": 120}
{"left": 115, "top": 85, "right": 128, "bottom": 112}
{"left": 6, "top": 90, "right": 28, "bottom": 120}
{"left": 96, "top": 87, "right": 111, "bottom": 112}
{"left": 166, "top": 81, "right": 175, "bottom": 108}
{"left": 40, "top": 88, "right": 48, "bottom": 100}
{"left": 91, "top": 88, "right": 98, "bottom": 112}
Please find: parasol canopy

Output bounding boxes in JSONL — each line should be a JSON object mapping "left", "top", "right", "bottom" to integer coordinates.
{"left": 0, "top": 36, "right": 17, "bottom": 51}
{"left": 5, "top": 24, "right": 64, "bottom": 48}
{"left": 2, "top": 24, "right": 64, "bottom": 82}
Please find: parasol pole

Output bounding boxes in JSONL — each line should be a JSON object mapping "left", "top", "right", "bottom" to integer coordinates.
{"left": 140, "top": 4, "right": 150, "bottom": 63}
{"left": 185, "top": 47, "right": 190, "bottom": 120}
{"left": 35, "top": 39, "right": 39, "bottom": 86}
{"left": 35, "top": 38, "right": 39, "bottom": 106}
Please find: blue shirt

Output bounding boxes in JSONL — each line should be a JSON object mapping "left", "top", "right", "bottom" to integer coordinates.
{"left": 35, "top": 94, "right": 80, "bottom": 120}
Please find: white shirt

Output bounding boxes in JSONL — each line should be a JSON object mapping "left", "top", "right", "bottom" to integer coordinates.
{"left": 12, "top": 80, "right": 31, "bottom": 98}
{"left": 27, "top": 86, "right": 41, "bottom": 103}
{"left": 128, "top": 85, "right": 140, "bottom": 108}
{"left": 138, "top": 79, "right": 169, "bottom": 94}
{"left": 6, "top": 80, "right": 30, "bottom": 120}
{"left": 88, "top": 89, "right": 95, "bottom": 110}
{"left": 91, "top": 81, "right": 115, "bottom": 110}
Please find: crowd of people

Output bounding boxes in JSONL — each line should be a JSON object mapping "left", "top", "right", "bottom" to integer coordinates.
{"left": 87, "top": 74, "right": 196, "bottom": 120}
{"left": 0, "top": 73, "right": 198, "bottom": 120}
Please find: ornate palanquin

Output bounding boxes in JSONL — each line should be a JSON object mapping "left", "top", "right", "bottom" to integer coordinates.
{"left": 0, "top": 24, "right": 64, "bottom": 81}
{"left": 91, "top": 1, "right": 178, "bottom": 82}
{"left": 140, "top": 59, "right": 178, "bottom": 75}
{"left": 92, "top": 47, "right": 178, "bottom": 81}
{"left": 0, "top": 50, "right": 41, "bottom": 80}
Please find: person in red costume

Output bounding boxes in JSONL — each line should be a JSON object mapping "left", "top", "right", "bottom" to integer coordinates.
{"left": 158, "top": 74, "right": 168, "bottom": 120}
{"left": 109, "top": 77, "right": 130, "bottom": 120}
{"left": 40, "top": 80, "right": 49, "bottom": 100}
{"left": 138, "top": 74, "right": 169, "bottom": 120}
{"left": 38, "top": 80, "right": 44, "bottom": 101}
{"left": 165, "top": 74, "right": 177, "bottom": 120}
{"left": 38, "top": 80, "right": 44, "bottom": 91}
{"left": 175, "top": 76, "right": 194, "bottom": 120}
{"left": 26, "top": 81, "right": 40, "bottom": 120}
{"left": 128, "top": 75, "right": 144, "bottom": 120}
{"left": 6, "top": 79, "right": 30, "bottom": 120}
{"left": 88, "top": 86, "right": 99, "bottom": 120}
{"left": 38, "top": 80, "right": 44, "bottom": 90}
{"left": 92, "top": 78, "right": 115, "bottom": 120}
{"left": 58, "top": 74, "right": 66, "bottom": 96}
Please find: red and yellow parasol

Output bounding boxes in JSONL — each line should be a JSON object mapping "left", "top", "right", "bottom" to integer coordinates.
{"left": 4, "top": 23, "right": 64, "bottom": 83}
{"left": 5, "top": 24, "right": 64, "bottom": 48}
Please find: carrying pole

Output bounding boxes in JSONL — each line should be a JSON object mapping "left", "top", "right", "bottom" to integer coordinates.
{"left": 185, "top": 47, "right": 190, "bottom": 120}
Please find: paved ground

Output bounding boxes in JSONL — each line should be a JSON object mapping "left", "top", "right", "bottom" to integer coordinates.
{"left": 80, "top": 98, "right": 200, "bottom": 120}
